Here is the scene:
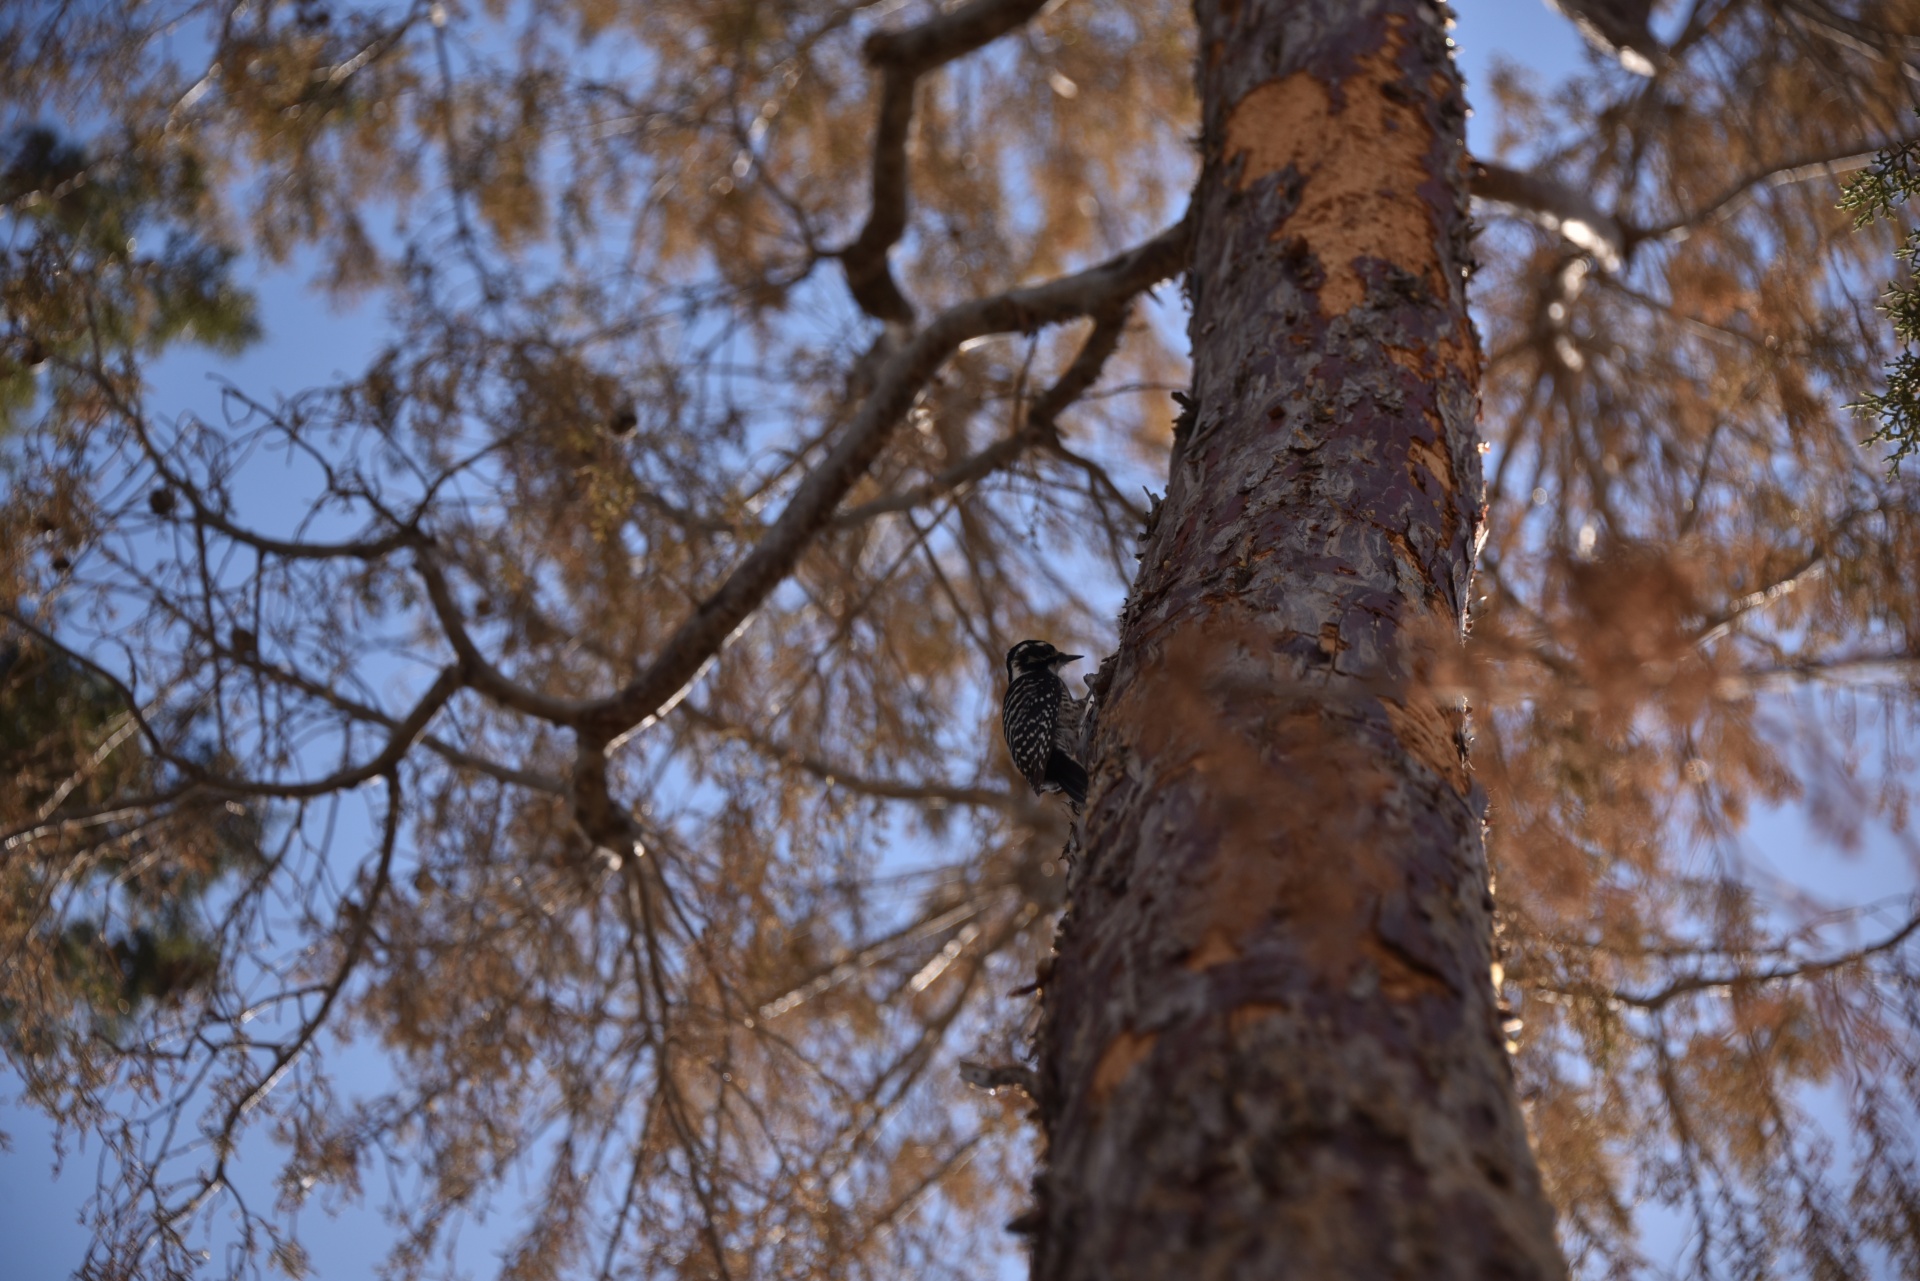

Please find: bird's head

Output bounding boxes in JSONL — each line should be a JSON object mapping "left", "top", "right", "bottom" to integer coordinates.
{"left": 1006, "top": 638, "right": 1082, "bottom": 681}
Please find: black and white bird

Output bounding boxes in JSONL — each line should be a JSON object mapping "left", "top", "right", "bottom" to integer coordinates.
{"left": 1001, "top": 639, "right": 1088, "bottom": 806}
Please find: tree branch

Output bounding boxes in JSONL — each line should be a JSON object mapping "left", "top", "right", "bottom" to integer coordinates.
{"left": 581, "top": 220, "right": 1189, "bottom": 745}
{"left": 1539, "top": 903, "right": 1920, "bottom": 1011}
{"left": 132, "top": 772, "right": 403, "bottom": 1263}
{"left": 1632, "top": 145, "right": 1893, "bottom": 243}
{"left": 212, "top": 648, "right": 565, "bottom": 793}
{"left": 0, "top": 609, "right": 462, "bottom": 805}
{"left": 414, "top": 551, "right": 597, "bottom": 725}
{"left": 759, "top": 897, "right": 995, "bottom": 1020}
{"left": 832, "top": 305, "right": 1131, "bottom": 527}
{"left": 1472, "top": 161, "right": 1628, "bottom": 272}
{"left": 840, "top": 0, "right": 1054, "bottom": 322}
{"left": 1544, "top": 0, "right": 1667, "bottom": 76}
{"left": 685, "top": 704, "right": 1027, "bottom": 813}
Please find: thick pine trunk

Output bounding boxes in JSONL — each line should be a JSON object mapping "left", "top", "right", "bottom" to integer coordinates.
{"left": 1030, "top": 2, "right": 1567, "bottom": 1278}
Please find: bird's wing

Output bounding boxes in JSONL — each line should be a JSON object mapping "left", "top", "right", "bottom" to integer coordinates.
{"left": 1053, "top": 693, "right": 1085, "bottom": 758}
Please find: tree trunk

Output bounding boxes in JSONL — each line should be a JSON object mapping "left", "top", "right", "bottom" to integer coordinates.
{"left": 1030, "top": 2, "right": 1568, "bottom": 1278}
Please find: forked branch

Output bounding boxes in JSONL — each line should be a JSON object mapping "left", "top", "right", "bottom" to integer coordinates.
{"left": 580, "top": 220, "right": 1189, "bottom": 746}
{"left": 832, "top": 305, "right": 1132, "bottom": 527}
{"left": 841, "top": 0, "right": 1054, "bottom": 321}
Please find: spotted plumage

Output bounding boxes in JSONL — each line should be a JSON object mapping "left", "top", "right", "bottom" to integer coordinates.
{"left": 1001, "top": 639, "right": 1088, "bottom": 806}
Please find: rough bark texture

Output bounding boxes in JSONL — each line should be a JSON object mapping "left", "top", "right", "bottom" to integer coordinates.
{"left": 1030, "top": 3, "right": 1569, "bottom": 1278}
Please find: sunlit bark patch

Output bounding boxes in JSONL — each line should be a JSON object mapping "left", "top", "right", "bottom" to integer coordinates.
{"left": 1219, "top": 17, "right": 1441, "bottom": 316}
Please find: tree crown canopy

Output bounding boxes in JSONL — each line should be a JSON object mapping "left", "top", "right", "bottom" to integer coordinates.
{"left": 3, "top": 1, "right": 1919, "bottom": 1278}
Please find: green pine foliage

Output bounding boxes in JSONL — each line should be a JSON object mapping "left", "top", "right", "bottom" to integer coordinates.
{"left": 0, "top": 127, "right": 260, "bottom": 435}
{"left": 0, "top": 643, "right": 259, "bottom": 1040}
{"left": 1843, "top": 126, "right": 1920, "bottom": 475}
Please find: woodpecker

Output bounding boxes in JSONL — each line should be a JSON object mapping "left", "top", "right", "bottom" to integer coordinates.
{"left": 1001, "top": 639, "right": 1088, "bottom": 806}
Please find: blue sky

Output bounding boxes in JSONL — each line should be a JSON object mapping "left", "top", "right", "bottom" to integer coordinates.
{"left": 10, "top": 3, "right": 1910, "bottom": 1278}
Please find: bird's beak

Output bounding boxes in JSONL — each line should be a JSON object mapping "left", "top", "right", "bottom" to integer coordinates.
{"left": 1055, "top": 653, "right": 1083, "bottom": 669}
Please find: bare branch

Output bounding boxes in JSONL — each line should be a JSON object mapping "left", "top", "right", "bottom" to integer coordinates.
{"left": 1473, "top": 161, "right": 1628, "bottom": 272}
{"left": 207, "top": 667, "right": 456, "bottom": 798}
{"left": 1735, "top": 650, "right": 1920, "bottom": 691}
{"left": 685, "top": 704, "right": 1028, "bottom": 814}
{"left": 841, "top": 0, "right": 1054, "bottom": 321}
{"left": 212, "top": 649, "right": 565, "bottom": 793}
{"left": 130, "top": 772, "right": 404, "bottom": 1264}
{"left": 414, "top": 551, "right": 596, "bottom": 725}
{"left": 0, "top": 610, "right": 462, "bottom": 808}
{"left": 832, "top": 305, "right": 1131, "bottom": 527}
{"left": 1632, "top": 144, "right": 1893, "bottom": 242}
{"left": 1538, "top": 902, "right": 1920, "bottom": 1011}
{"left": 582, "top": 220, "right": 1190, "bottom": 746}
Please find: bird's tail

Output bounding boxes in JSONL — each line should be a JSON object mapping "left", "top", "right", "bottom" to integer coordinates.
{"left": 1045, "top": 751, "right": 1088, "bottom": 807}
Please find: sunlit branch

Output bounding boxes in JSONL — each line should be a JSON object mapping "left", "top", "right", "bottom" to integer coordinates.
{"left": 1, "top": 788, "right": 202, "bottom": 855}
{"left": 1692, "top": 553, "right": 1831, "bottom": 644}
{"left": 33, "top": 705, "right": 145, "bottom": 822}
{"left": 1477, "top": 143, "right": 1910, "bottom": 270}
{"left": 1691, "top": 509, "right": 1863, "bottom": 644}
{"left": 756, "top": 897, "right": 996, "bottom": 1021}
{"left": 2, "top": 607, "right": 178, "bottom": 763}
{"left": 1473, "top": 162, "right": 1627, "bottom": 271}
{"left": 826, "top": 913, "right": 1020, "bottom": 1183}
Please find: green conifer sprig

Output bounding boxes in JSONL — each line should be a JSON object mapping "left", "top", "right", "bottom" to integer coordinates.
{"left": 1843, "top": 123, "right": 1920, "bottom": 475}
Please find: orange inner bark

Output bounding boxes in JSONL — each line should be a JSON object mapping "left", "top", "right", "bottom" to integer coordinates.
{"left": 1219, "top": 16, "right": 1440, "bottom": 317}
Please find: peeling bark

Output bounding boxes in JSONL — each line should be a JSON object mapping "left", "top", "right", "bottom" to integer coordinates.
{"left": 1030, "top": 3, "right": 1568, "bottom": 1278}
